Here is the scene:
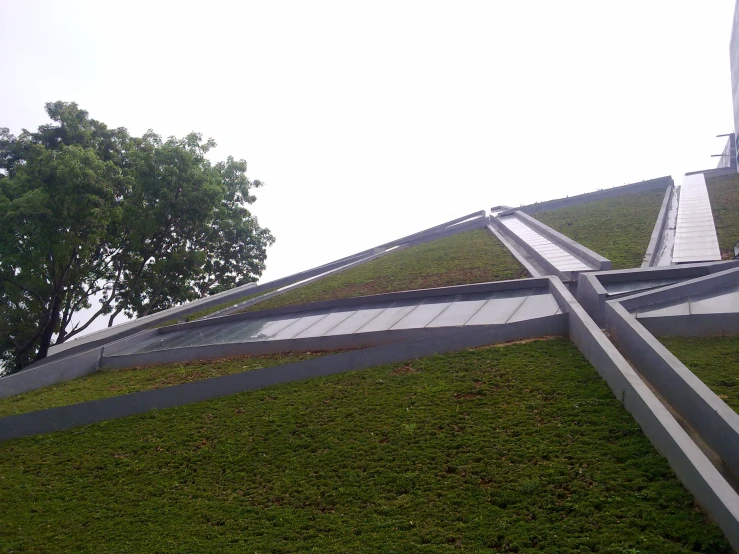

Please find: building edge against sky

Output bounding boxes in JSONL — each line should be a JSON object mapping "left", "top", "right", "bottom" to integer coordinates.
{"left": 723, "top": 0, "right": 739, "bottom": 169}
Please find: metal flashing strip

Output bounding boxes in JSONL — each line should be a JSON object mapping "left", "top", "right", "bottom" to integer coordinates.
{"left": 497, "top": 216, "right": 592, "bottom": 272}
{"left": 642, "top": 183, "right": 674, "bottom": 267}
{"left": 672, "top": 174, "right": 721, "bottom": 263}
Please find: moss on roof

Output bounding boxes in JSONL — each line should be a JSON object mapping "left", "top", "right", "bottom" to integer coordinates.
{"left": 0, "top": 339, "right": 728, "bottom": 552}
{"left": 242, "top": 228, "right": 529, "bottom": 312}
{"left": 532, "top": 188, "right": 667, "bottom": 270}
{"left": 659, "top": 335, "right": 739, "bottom": 413}
{"left": 706, "top": 172, "right": 739, "bottom": 258}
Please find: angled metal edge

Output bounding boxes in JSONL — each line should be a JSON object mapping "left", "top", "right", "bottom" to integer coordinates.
{"left": 575, "top": 261, "right": 739, "bottom": 327}
{"left": 642, "top": 183, "right": 674, "bottom": 267}
{"left": 605, "top": 300, "right": 739, "bottom": 482}
{"left": 617, "top": 265, "right": 739, "bottom": 313}
{"left": 485, "top": 224, "right": 542, "bottom": 278}
{"left": 488, "top": 216, "right": 569, "bottom": 281}
{"left": 548, "top": 277, "right": 739, "bottom": 549}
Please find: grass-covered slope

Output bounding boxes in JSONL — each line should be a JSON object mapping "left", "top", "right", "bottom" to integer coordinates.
{"left": 243, "top": 229, "right": 529, "bottom": 312}
{"left": 0, "top": 339, "right": 728, "bottom": 552}
{"left": 532, "top": 188, "right": 666, "bottom": 269}
{"left": 706, "top": 173, "right": 739, "bottom": 258}
{"left": 660, "top": 335, "right": 739, "bottom": 413}
{"left": 0, "top": 352, "right": 325, "bottom": 418}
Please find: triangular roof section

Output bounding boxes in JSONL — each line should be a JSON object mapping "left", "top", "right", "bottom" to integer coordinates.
{"left": 46, "top": 210, "right": 491, "bottom": 359}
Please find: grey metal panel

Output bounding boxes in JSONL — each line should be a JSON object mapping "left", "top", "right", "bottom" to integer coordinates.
{"left": 356, "top": 303, "right": 420, "bottom": 333}
{"left": 209, "top": 318, "right": 270, "bottom": 344}
{"left": 498, "top": 216, "right": 591, "bottom": 273}
{"left": 130, "top": 318, "right": 277, "bottom": 354}
{"left": 631, "top": 277, "right": 739, "bottom": 319}
{"left": 112, "top": 333, "right": 176, "bottom": 356}
{"left": 216, "top": 318, "right": 274, "bottom": 344}
{"left": 637, "top": 313, "right": 739, "bottom": 337}
{"left": 323, "top": 306, "right": 389, "bottom": 336}
{"left": 465, "top": 292, "right": 529, "bottom": 325}
{"left": 604, "top": 277, "right": 687, "bottom": 296}
{"left": 426, "top": 294, "right": 492, "bottom": 327}
{"left": 268, "top": 313, "right": 330, "bottom": 340}
{"left": 507, "top": 293, "right": 560, "bottom": 323}
{"left": 616, "top": 266, "right": 739, "bottom": 312}
{"left": 690, "top": 285, "right": 739, "bottom": 314}
{"left": 391, "top": 298, "right": 456, "bottom": 330}
{"left": 636, "top": 301, "right": 690, "bottom": 318}
{"left": 258, "top": 317, "right": 302, "bottom": 338}
{"left": 294, "top": 310, "right": 356, "bottom": 338}
{"left": 673, "top": 174, "right": 721, "bottom": 263}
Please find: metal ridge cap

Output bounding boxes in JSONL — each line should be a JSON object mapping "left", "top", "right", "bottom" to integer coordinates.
{"left": 642, "top": 183, "right": 674, "bottom": 267}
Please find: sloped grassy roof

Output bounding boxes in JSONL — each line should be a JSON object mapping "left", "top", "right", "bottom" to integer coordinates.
{"left": 706, "top": 172, "right": 739, "bottom": 258}
{"left": 0, "top": 338, "right": 727, "bottom": 552}
{"left": 242, "top": 228, "right": 529, "bottom": 313}
{"left": 532, "top": 188, "right": 666, "bottom": 270}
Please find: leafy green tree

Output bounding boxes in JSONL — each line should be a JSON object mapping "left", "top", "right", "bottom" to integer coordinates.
{"left": 0, "top": 103, "right": 274, "bottom": 373}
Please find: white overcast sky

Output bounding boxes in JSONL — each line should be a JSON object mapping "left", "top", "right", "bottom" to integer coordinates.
{"left": 1, "top": 0, "right": 736, "bottom": 334}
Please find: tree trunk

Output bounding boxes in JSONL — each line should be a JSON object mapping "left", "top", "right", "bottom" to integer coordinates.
{"left": 34, "top": 294, "right": 62, "bottom": 362}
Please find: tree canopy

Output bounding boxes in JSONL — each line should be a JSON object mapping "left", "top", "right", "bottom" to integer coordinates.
{"left": 0, "top": 102, "right": 274, "bottom": 373}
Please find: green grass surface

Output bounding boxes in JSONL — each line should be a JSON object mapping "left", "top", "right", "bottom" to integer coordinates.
{"left": 660, "top": 335, "right": 739, "bottom": 413}
{"left": 532, "top": 188, "right": 667, "bottom": 269}
{"left": 243, "top": 229, "right": 528, "bottom": 312}
{"left": 0, "top": 351, "right": 326, "bottom": 418}
{"left": 706, "top": 173, "right": 739, "bottom": 258}
{"left": 0, "top": 338, "right": 728, "bottom": 552}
